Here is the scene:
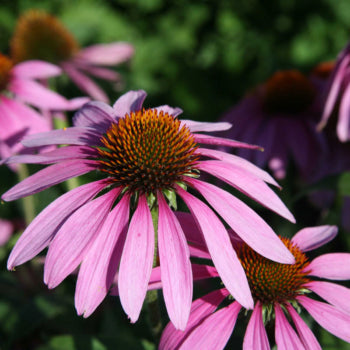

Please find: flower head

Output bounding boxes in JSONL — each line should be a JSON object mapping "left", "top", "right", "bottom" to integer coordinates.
{"left": 220, "top": 69, "right": 326, "bottom": 179}
{"left": 2, "top": 90, "right": 295, "bottom": 329}
{"left": 159, "top": 224, "right": 350, "bottom": 349}
{"left": 11, "top": 9, "right": 134, "bottom": 102}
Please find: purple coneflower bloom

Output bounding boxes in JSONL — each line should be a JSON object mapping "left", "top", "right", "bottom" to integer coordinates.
{"left": 11, "top": 9, "right": 134, "bottom": 103}
{"left": 220, "top": 70, "right": 326, "bottom": 179}
{"left": 0, "top": 53, "right": 86, "bottom": 163}
{"left": 2, "top": 90, "right": 295, "bottom": 329}
{"left": 159, "top": 223, "right": 350, "bottom": 349}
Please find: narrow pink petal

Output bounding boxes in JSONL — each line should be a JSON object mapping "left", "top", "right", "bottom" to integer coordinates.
{"left": 154, "top": 105, "right": 183, "bottom": 117}
{"left": 188, "top": 245, "right": 211, "bottom": 259}
{"left": 112, "top": 90, "right": 147, "bottom": 118}
{"left": 198, "top": 160, "right": 295, "bottom": 222}
{"left": 292, "top": 226, "right": 338, "bottom": 252}
{"left": 75, "top": 194, "right": 130, "bottom": 317}
{"left": 118, "top": 195, "right": 154, "bottom": 323}
{"left": 298, "top": 295, "right": 350, "bottom": 343}
{"left": 181, "top": 120, "right": 232, "bottom": 133}
{"left": 21, "top": 127, "right": 101, "bottom": 147}
{"left": 197, "top": 148, "right": 279, "bottom": 187}
{"left": 338, "top": 81, "right": 350, "bottom": 141}
{"left": 180, "top": 301, "right": 241, "bottom": 350}
{"left": 159, "top": 289, "right": 229, "bottom": 350}
{"left": 308, "top": 253, "right": 350, "bottom": 280}
{"left": 187, "top": 178, "right": 295, "bottom": 264}
{"left": 243, "top": 302, "right": 269, "bottom": 350}
{"left": 177, "top": 185, "right": 254, "bottom": 310}
{"left": 5, "top": 146, "right": 96, "bottom": 165}
{"left": 12, "top": 60, "right": 62, "bottom": 79}
{"left": 308, "top": 281, "right": 350, "bottom": 315}
{"left": 10, "top": 78, "right": 72, "bottom": 110}
{"left": 44, "top": 189, "right": 119, "bottom": 288}
{"left": 157, "top": 193, "right": 193, "bottom": 330}
{"left": 275, "top": 304, "right": 305, "bottom": 350}
{"left": 78, "top": 64, "right": 121, "bottom": 81}
{"left": 193, "top": 133, "right": 263, "bottom": 150}
{"left": 0, "top": 219, "right": 13, "bottom": 246}
{"left": 75, "top": 43, "right": 134, "bottom": 65}
{"left": 7, "top": 180, "right": 107, "bottom": 269}
{"left": 286, "top": 304, "right": 321, "bottom": 350}
{"left": 175, "top": 211, "right": 206, "bottom": 246}
{"left": 2, "top": 159, "right": 98, "bottom": 201}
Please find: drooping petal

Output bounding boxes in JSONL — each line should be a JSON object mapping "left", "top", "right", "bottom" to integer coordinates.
{"left": 159, "top": 289, "right": 229, "bottom": 350}
{"left": 12, "top": 60, "right": 62, "bottom": 79}
{"left": 298, "top": 296, "right": 350, "bottom": 343}
{"left": 155, "top": 105, "right": 183, "bottom": 117}
{"left": 177, "top": 185, "right": 254, "bottom": 310}
{"left": 243, "top": 302, "right": 270, "bottom": 350}
{"left": 308, "top": 281, "right": 350, "bottom": 315}
{"left": 112, "top": 90, "right": 147, "bottom": 118}
{"left": 292, "top": 226, "right": 338, "bottom": 252}
{"left": 180, "top": 301, "right": 242, "bottom": 350}
{"left": 198, "top": 160, "right": 295, "bottom": 222}
{"left": 2, "top": 159, "right": 98, "bottom": 201}
{"left": 181, "top": 120, "right": 231, "bottom": 133}
{"left": 286, "top": 303, "right": 321, "bottom": 350}
{"left": 308, "top": 253, "right": 350, "bottom": 280}
{"left": 118, "top": 194, "right": 154, "bottom": 323}
{"left": 77, "top": 64, "right": 121, "bottom": 81}
{"left": 187, "top": 178, "right": 295, "bottom": 264}
{"left": 7, "top": 180, "right": 107, "bottom": 270}
{"left": 175, "top": 211, "right": 206, "bottom": 247}
{"left": 275, "top": 304, "right": 305, "bottom": 350}
{"left": 44, "top": 188, "right": 119, "bottom": 288}
{"left": 75, "top": 194, "right": 130, "bottom": 317}
{"left": 338, "top": 81, "right": 350, "bottom": 141}
{"left": 157, "top": 193, "right": 193, "bottom": 330}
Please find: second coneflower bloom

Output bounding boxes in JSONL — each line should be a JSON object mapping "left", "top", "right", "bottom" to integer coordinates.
{"left": 2, "top": 90, "right": 295, "bottom": 330}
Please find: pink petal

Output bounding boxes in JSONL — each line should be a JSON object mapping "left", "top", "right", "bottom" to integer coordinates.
{"left": 0, "top": 219, "right": 13, "bottom": 246}
{"left": 181, "top": 120, "right": 232, "bottom": 133}
{"left": 298, "top": 295, "right": 350, "bottom": 343}
{"left": 243, "top": 302, "right": 270, "bottom": 350}
{"left": 154, "top": 105, "right": 183, "bottom": 117}
{"left": 338, "top": 81, "right": 350, "bottom": 141}
{"left": 180, "top": 301, "right": 241, "bottom": 350}
{"left": 188, "top": 244, "right": 211, "bottom": 259}
{"left": 308, "top": 253, "right": 350, "bottom": 280}
{"left": 177, "top": 185, "right": 254, "bottom": 310}
{"left": 157, "top": 193, "right": 193, "bottom": 330}
{"left": 292, "top": 226, "right": 338, "bottom": 252}
{"left": 7, "top": 180, "right": 107, "bottom": 269}
{"left": 75, "top": 43, "right": 134, "bottom": 65}
{"left": 44, "top": 188, "right": 119, "bottom": 288}
{"left": 175, "top": 211, "right": 206, "bottom": 247}
{"left": 159, "top": 289, "right": 229, "bottom": 350}
{"left": 112, "top": 90, "right": 147, "bottom": 118}
{"left": 286, "top": 303, "right": 321, "bottom": 350}
{"left": 308, "top": 281, "right": 350, "bottom": 315}
{"left": 118, "top": 194, "right": 154, "bottom": 323}
{"left": 198, "top": 160, "right": 295, "bottom": 222}
{"left": 75, "top": 194, "right": 130, "bottom": 317}
{"left": 78, "top": 64, "right": 121, "bottom": 81}
{"left": 187, "top": 178, "right": 295, "bottom": 264}
{"left": 275, "top": 303, "right": 305, "bottom": 350}
{"left": 12, "top": 60, "right": 62, "bottom": 79}
{"left": 2, "top": 159, "right": 98, "bottom": 201}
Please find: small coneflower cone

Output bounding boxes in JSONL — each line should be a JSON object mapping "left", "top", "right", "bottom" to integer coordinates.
{"left": 11, "top": 9, "right": 79, "bottom": 63}
{"left": 98, "top": 109, "right": 199, "bottom": 194}
{"left": 237, "top": 237, "right": 310, "bottom": 305}
{"left": 262, "top": 70, "right": 316, "bottom": 115}
{"left": 0, "top": 54, "right": 13, "bottom": 91}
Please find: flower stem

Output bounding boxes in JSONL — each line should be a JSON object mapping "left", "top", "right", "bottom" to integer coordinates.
{"left": 17, "top": 164, "right": 35, "bottom": 225}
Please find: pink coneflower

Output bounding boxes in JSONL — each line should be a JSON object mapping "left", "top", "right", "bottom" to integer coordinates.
{"left": 0, "top": 53, "right": 86, "bottom": 162}
{"left": 317, "top": 42, "right": 350, "bottom": 141}
{"left": 11, "top": 10, "right": 134, "bottom": 103}
{"left": 220, "top": 70, "right": 326, "bottom": 179}
{"left": 2, "top": 90, "right": 295, "bottom": 330}
{"left": 159, "top": 224, "right": 350, "bottom": 349}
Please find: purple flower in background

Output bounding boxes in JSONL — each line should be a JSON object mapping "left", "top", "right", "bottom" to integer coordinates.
{"left": 1, "top": 90, "right": 295, "bottom": 329}
{"left": 159, "top": 224, "right": 350, "bottom": 350}
{"left": 220, "top": 70, "right": 326, "bottom": 179}
{"left": 11, "top": 9, "right": 134, "bottom": 103}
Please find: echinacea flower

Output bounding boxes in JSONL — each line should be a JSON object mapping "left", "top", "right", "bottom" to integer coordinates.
{"left": 159, "top": 224, "right": 350, "bottom": 349}
{"left": 317, "top": 41, "right": 350, "bottom": 141}
{"left": 0, "top": 53, "right": 87, "bottom": 163}
{"left": 11, "top": 9, "right": 134, "bottom": 103}
{"left": 1, "top": 90, "right": 295, "bottom": 330}
{"left": 220, "top": 70, "right": 326, "bottom": 179}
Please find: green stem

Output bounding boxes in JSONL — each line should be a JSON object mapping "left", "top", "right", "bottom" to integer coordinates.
{"left": 146, "top": 204, "right": 162, "bottom": 342}
{"left": 17, "top": 164, "right": 36, "bottom": 225}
